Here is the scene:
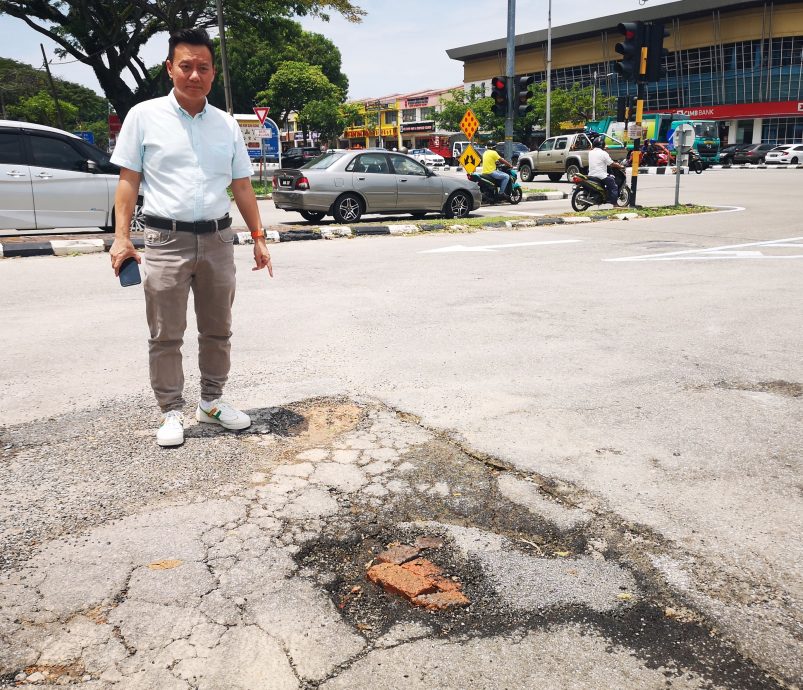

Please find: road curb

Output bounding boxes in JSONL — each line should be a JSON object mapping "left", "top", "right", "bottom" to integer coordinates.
{"left": 2, "top": 212, "right": 649, "bottom": 259}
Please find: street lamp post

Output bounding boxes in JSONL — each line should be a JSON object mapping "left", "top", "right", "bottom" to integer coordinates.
{"left": 545, "top": 0, "right": 552, "bottom": 139}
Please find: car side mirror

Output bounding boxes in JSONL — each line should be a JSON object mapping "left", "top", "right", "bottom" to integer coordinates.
{"left": 85, "top": 159, "right": 98, "bottom": 173}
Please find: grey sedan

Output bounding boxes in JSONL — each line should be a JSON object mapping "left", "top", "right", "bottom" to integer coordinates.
{"left": 272, "top": 149, "right": 481, "bottom": 224}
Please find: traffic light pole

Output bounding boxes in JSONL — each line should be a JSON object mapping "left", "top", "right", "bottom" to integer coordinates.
{"left": 629, "top": 46, "right": 649, "bottom": 208}
{"left": 504, "top": 0, "right": 515, "bottom": 162}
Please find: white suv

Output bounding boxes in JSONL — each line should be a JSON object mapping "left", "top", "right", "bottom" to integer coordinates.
{"left": 0, "top": 120, "right": 143, "bottom": 235}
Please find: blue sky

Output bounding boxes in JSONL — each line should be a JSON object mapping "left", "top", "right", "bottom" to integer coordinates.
{"left": 0, "top": 0, "right": 675, "bottom": 99}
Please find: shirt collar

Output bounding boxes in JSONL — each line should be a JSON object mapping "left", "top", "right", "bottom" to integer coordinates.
{"left": 168, "top": 89, "right": 208, "bottom": 119}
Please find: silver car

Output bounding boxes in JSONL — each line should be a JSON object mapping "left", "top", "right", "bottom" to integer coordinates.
{"left": 0, "top": 119, "right": 143, "bottom": 235}
{"left": 272, "top": 149, "right": 481, "bottom": 224}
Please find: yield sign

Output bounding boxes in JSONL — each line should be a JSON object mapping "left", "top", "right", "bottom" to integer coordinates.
{"left": 253, "top": 106, "right": 271, "bottom": 125}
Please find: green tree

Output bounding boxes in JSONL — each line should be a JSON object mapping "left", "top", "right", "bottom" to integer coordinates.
{"left": 434, "top": 86, "right": 503, "bottom": 139}
{"left": 207, "top": 18, "right": 348, "bottom": 112}
{"left": 8, "top": 90, "right": 79, "bottom": 127}
{"left": 525, "top": 82, "right": 613, "bottom": 136}
{"left": 257, "top": 61, "right": 342, "bottom": 131}
{"left": 298, "top": 97, "right": 345, "bottom": 147}
{"left": 0, "top": 0, "right": 364, "bottom": 120}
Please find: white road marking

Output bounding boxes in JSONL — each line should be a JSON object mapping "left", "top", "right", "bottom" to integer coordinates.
{"left": 608, "top": 236, "right": 803, "bottom": 262}
{"left": 420, "top": 239, "right": 581, "bottom": 254}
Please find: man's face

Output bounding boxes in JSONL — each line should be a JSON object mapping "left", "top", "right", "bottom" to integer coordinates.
{"left": 166, "top": 43, "right": 215, "bottom": 103}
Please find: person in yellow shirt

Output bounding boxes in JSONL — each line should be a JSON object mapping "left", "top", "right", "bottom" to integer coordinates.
{"left": 481, "top": 144, "right": 513, "bottom": 198}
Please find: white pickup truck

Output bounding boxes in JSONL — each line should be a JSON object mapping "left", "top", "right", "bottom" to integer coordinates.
{"left": 517, "top": 132, "right": 628, "bottom": 182}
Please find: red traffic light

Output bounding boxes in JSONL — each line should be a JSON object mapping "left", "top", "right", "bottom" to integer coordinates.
{"left": 625, "top": 30, "right": 635, "bottom": 39}
{"left": 492, "top": 77, "right": 506, "bottom": 90}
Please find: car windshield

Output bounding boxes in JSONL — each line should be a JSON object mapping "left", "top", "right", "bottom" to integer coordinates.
{"left": 693, "top": 123, "right": 717, "bottom": 138}
{"left": 301, "top": 152, "right": 345, "bottom": 169}
{"left": 421, "top": 149, "right": 436, "bottom": 155}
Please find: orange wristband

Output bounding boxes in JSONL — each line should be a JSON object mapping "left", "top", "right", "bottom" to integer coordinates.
{"left": 250, "top": 229, "right": 265, "bottom": 240}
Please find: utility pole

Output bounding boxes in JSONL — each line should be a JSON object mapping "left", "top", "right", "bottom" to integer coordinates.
{"left": 504, "top": 0, "right": 515, "bottom": 162}
{"left": 545, "top": 0, "right": 552, "bottom": 139}
{"left": 215, "top": 0, "right": 234, "bottom": 115}
{"left": 40, "top": 44, "right": 65, "bottom": 130}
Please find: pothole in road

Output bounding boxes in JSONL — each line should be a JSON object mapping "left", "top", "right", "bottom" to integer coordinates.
{"left": 294, "top": 423, "right": 784, "bottom": 690}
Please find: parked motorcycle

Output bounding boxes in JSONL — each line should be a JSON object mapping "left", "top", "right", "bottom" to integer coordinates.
{"left": 570, "top": 166, "right": 631, "bottom": 211}
{"left": 467, "top": 164, "right": 522, "bottom": 205}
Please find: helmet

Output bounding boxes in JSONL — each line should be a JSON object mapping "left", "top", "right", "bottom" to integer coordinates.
{"left": 592, "top": 137, "right": 605, "bottom": 148}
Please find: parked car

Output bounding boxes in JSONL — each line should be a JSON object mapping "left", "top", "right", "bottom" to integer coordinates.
{"left": 493, "top": 141, "right": 530, "bottom": 165}
{"left": 765, "top": 144, "right": 803, "bottom": 165}
{"left": 281, "top": 146, "right": 324, "bottom": 168}
{"left": 718, "top": 144, "right": 744, "bottom": 165}
{"left": 408, "top": 148, "right": 446, "bottom": 167}
{"left": 272, "top": 148, "right": 481, "bottom": 224}
{"left": 732, "top": 143, "right": 775, "bottom": 164}
{"left": 0, "top": 120, "right": 143, "bottom": 234}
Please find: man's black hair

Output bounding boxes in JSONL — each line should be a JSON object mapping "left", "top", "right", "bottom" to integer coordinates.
{"left": 167, "top": 28, "right": 215, "bottom": 63}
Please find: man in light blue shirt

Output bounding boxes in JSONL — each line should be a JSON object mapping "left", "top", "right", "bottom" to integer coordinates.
{"left": 109, "top": 28, "right": 273, "bottom": 447}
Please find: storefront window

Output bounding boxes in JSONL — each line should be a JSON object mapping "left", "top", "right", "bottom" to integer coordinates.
{"left": 402, "top": 109, "right": 417, "bottom": 123}
{"left": 419, "top": 107, "right": 436, "bottom": 120}
{"left": 384, "top": 110, "right": 397, "bottom": 125}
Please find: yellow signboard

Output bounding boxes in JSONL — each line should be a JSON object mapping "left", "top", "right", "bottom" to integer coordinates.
{"left": 458, "top": 144, "right": 482, "bottom": 174}
{"left": 460, "top": 109, "right": 479, "bottom": 141}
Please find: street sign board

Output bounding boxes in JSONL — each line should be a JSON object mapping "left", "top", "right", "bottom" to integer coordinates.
{"left": 253, "top": 106, "right": 271, "bottom": 125}
{"left": 73, "top": 131, "right": 95, "bottom": 144}
{"left": 627, "top": 123, "right": 643, "bottom": 139}
{"left": 460, "top": 109, "right": 479, "bottom": 141}
{"left": 673, "top": 123, "right": 695, "bottom": 152}
{"left": 458, "top": 144, "right": 481, "bottom": 173}
{"left": 261, "top": 118, "right": 280, "bottom": 158}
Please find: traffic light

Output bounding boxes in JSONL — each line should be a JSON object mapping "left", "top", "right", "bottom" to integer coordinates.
{"left": 514, "top": 76, "right": 534, "bottom": 117}
{"left": 491, "top": 76, "right": 507, "bottom": 117}
{"left": 645, "top": 21, "right": 670, "bottom": 82}
{"left": 614, "top": 22, "right": 645, "bottom": 82}
{"left": 616, "top": 95, "right": 637, "bottom": 123}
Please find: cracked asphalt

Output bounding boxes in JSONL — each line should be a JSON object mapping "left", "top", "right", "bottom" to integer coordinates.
{"left": 0, "top": 399, "right": 790, "bottom": 688}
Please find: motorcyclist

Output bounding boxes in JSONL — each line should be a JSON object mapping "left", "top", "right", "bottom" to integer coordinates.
{"left": 588, "top": 137, "right": 624, "bottom": 206}
{"left": 481, "top": 143, "right": 513, "bottom": 198}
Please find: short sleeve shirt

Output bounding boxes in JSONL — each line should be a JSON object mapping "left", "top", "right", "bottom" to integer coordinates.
{"left": 110, "top": 90, "right": 252, "bottom": 221}
{"left": 588, "top": 147, "right": 614, "bottom": 179}
{"left": 481, "top": 149, "right": 502, "bottom": 174}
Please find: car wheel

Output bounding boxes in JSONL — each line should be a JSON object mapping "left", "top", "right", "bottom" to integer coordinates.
{"left": 332, "top": 193, "right": 362, "bottom": 224}
{"left": 300, "top": 210, "right": 325, "bottom": 223}
{"left": 103, "top": 195, "right": 144, "bottom": 233}
{"left": 566, "top": 162, "right": 582, "bottom": 179}
{"left": 444, "top": 191, "right": 471, "bottom": 219}
{"left": 547, "top": 172, "right": 563, "bottom": 182}
{"left": 791, "top": 157, "right": 799, "bottom": 164}
{"left": 518, "top": 162, "right": 533, "bottom": 182}
{"left": 509, "top": 187, "right": 523, "bottom": 204}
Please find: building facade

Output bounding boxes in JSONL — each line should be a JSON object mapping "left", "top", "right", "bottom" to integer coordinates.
{"left": 339, "top": 86, "right": 463, "bottom": 150}
{"left": 447, "top": 0, "right": 803, "bottom": 145}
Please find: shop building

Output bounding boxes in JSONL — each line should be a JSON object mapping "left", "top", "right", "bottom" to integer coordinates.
{"left": 340, "top": 86, "right": 463, "bottom": 150}
{"left": 447, "top": 0, "right": 803, "bottom": 145}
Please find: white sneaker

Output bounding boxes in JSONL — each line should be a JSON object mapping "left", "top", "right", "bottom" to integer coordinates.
{"left": 157, "top": 410, "right": 185, "bottom": 447}
{"left": 196, "top": 398, "right": 251, "bottom": 430}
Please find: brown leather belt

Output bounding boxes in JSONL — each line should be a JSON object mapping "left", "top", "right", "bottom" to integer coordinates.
{"left": 144, "top": 214, "right": 231, "bottom": 234}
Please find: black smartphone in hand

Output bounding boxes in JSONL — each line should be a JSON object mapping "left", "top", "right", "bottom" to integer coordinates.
{"left": 119, "top": 257, "right": 141, "bottom": 287}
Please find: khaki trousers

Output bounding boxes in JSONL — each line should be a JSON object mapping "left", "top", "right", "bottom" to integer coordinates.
{"left": 143, "top": 225, "right": 237, "bottom": 412}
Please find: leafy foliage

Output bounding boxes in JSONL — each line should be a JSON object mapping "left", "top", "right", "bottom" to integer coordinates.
{"left": 0, "top": 0, "right": 364, "bottom": 119}
{"left": 0, "top": 57, "right": 110, "bottom": 146}
{"left": 299, "top": 98, "right": 346, "bottom": 147}
{"left": 256, "top": 61, "right": 342, "bottom": 128}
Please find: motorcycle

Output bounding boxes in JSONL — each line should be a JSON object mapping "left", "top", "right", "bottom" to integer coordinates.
{"left": 570, "top": 166, "right": 631, "bottom": 211}
{"left": 467, "top": 164, "right": 522, "bottom": 205}
{"left": 686, "top": 149, "right": 706, "bottom": 174}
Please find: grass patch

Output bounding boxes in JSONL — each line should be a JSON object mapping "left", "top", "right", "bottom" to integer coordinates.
{"left": 227, "top": 179, "right": 272, "bottom": 199}
{"left": 571, "top": 204, "right": 714, "bottom": 219}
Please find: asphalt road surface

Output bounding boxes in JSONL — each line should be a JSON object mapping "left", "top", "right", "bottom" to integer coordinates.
{"left": 0, "top": 169, "right": 800, "bottom": 688}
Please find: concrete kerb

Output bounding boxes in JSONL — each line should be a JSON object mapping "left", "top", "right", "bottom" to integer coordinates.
{"left": 2, "top": 213, "right": 652, "bottom": 259}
